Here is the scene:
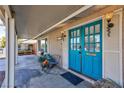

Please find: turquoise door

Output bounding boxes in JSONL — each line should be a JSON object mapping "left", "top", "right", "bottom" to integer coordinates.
{"left": 82, "top": 20, "right": 102, "bottom": 80}
{"left": 69, "top": 19, "right": 102, "bottom": 80}
{"left": 69, "top": 27, "right": 82, "bottom": 72}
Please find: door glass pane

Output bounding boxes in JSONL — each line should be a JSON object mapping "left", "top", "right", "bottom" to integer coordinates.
{"left": 77, "top": 44, "right": 81, "bottom": 51}
{"left": 95, "top": 43, "right": 100, "bottom": 52}
{"left": 71, "top": 31, "right": 73, "bottom": 37}
{"left": 71, "top": 38, "right": 73, "bottom": 43}
{"left": 90, "top": 35, "right": 94, "bottom": 43}
{"left": 89, "top": 44, "right": 94, "bottom": 52}
{"left": 95, "top": 34, "right": 100, "bottom": 42}
{"left": 71, "top": 44, "right": 73, "bottom": 50}
{"left": 90, "top": 26, "right": 94, "bottom": 34}
{"left": 95, "top": 24, "right": 100, "bottom": 33}
{"left": 74, "top": 38, "right": 76, "bottom": 43}
{"left": 74, "top": 43, "right": 77, "bottom": 50}
{"left": 85, "top": 27, "right": 88, "bottom": 35}
{"left": 77, "top": 37, "right": 80, "bottom": 43}
{"left": 84, "top": 44, "right": 89, "bottom": 51}
{"left": 85, "top": 36, "right": 88, "bottom": 43}
{"left": 77, "top": 29, "right": 80, "bottom": 36}
{"left": 74, "top": 31, "right": 76, "bottom": 37}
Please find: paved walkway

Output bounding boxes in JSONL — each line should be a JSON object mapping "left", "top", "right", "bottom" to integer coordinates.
{"left": 1, "top": 55, "right": 93, "bottom": 88}
{"left": 15, "top": 55, "right": 93, "bottom": 88}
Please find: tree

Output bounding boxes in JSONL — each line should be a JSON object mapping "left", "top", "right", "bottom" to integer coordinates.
{"left": 1, "top": 36, "right": 6, "bottom": 48}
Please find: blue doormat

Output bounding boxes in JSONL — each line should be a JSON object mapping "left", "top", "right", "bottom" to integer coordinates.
{"left": 61, "top": 72, "right": 84, "bottom": 85}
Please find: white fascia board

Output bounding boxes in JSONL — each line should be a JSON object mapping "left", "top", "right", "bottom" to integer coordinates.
{"left": 32, "top": 5, "right": 94, "bottom": 39}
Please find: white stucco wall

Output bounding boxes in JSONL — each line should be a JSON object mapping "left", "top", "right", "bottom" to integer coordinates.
{"left": 103, "top": 9, "right": 123, "bottom": 86}
{"left": 62, "top": 31, "right": 68, "bottom": 69}
{"left": 39, "top": 6, "right": 124, "bottom": 87}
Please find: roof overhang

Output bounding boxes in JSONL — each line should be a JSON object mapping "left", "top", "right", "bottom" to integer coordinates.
{"left": 11, "top": 5, "right": 108, "bottom": 40}
{"left": 11, "top": 5, "right": 84, "bottom": 39}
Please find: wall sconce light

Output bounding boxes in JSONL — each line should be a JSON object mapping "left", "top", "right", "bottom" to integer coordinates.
{"left": 57, "top": 31, "right": 66, "bottom": 41}
{"left": 105, "top": 12, "right": 114, "bottom": 37}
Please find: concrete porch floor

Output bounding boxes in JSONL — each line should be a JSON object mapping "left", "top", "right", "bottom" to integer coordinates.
{"left": 16, "top": 55, "right": 93, "bottom": 88}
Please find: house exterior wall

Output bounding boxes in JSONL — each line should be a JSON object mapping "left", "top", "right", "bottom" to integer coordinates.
{"left": 48, "top": 31, "right": 62, "bottom": 56}
{"left": 39, "top": 6, "right": 124, "bottom": 87}
{"left": 122, "top": 9, "right": 124, "bottom": 87}
{"left": 103, "top": 9, "right": 123, "bottom": 86}
{"left": 39, "top": 30, "right": 62, "bottom": 56}
{"left": 62, "top": 31, "right": 68, "bottom": 69}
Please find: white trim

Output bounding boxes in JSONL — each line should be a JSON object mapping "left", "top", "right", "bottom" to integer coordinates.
{"left": 32, "top": 5, "right": 94, "bottom": 39}
{"left": 8, "top": 18, "right": 15, "bottom": 88}
{"left": 40, "top": 36, "right": 50, "bottom": 53}
{"left": 67, "top": 16, "right": 103, "bottom": 31}
{"left": 119, "top": 9, "right": 123, "bottom": 87}
{"left": 4, "top": 11, "right": 9, "bottom": 88}
{"left": 40, "top": 36, "right": 48, "bottom": 41}
{"left": 102, "top": 16, "right": 105, "bottom": 79}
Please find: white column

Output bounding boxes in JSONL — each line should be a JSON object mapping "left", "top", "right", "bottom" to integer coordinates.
{"left": 4, "top": 11, "right": 9, "bottom": 88}
{"left": 36, "top": 40, "right": 41, "bottom": 55}
{"left": 3, "top": 6, "right": 15, "bottom": 88}
{"left": 8, "top": 18, "right": 16, "bottom": 88}
{"left": 16, "top": 35, "right": 18, "bottom": 64}
{"left": 38, "top": 40, "right": 41, "bottom": 51}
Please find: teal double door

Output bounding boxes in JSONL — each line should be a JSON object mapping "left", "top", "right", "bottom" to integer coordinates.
{"left": 69, "top": 19, "right": 102, "bottom": 80}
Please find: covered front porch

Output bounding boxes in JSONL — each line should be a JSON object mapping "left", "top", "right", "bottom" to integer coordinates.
{"left": 0, "top": 54, "right": 93, "bottom": 88}
{"left": 0, "top": 5, "right": 124, "bottom": 88}
{"left": 16, "top": 55, "right": 93, "bottom": 88}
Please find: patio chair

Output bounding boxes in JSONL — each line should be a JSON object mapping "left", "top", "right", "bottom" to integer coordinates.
{"left": 39, "top": 54, "right": 61, "bottom": 72}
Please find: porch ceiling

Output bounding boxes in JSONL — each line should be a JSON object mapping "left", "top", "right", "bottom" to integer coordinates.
{"left": 11, "top": 5, "right": 83, "bottom": 39}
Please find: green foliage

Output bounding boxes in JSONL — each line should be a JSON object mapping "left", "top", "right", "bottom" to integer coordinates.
{"left": 1, "top": 36, "right": 6, "bottom": 48}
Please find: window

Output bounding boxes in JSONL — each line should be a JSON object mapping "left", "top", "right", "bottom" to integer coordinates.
{"left": 84, "top": 23, "right": 101, "bottom": 53}
{"left": 70, "top": 28, "right": 81, "bottom": 51}
{"left": 41, "top": 38, "right": 47, "bottom": 52}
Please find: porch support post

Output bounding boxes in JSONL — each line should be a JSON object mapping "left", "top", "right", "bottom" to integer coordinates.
{"left": 8, "top": 18, "right": 16, "bottom": 88}
{"left": 4, "top": 11, "right": 9, "bottom": 88}
{"left": 37, "top": 40, "right": 41, "bottom": 51}
{"left": 15, "top": 35, "right": 18, "bottom": 64}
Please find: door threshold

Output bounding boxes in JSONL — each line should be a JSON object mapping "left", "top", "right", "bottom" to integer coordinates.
{"left": 66, "top": 68, "right": 96, "bottom": 85}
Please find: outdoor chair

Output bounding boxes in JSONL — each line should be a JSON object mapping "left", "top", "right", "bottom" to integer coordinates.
{"left": 39, "top": 54, "right": 61, "bottom": 72}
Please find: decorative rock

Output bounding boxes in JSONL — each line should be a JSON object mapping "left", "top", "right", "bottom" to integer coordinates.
{"left": 93, "top": 78, "right": 121, "bottom": 88}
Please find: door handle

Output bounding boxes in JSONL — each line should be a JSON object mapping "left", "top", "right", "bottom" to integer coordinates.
{"left": 79, "top": 51, "right": 81, "bottom": 54}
